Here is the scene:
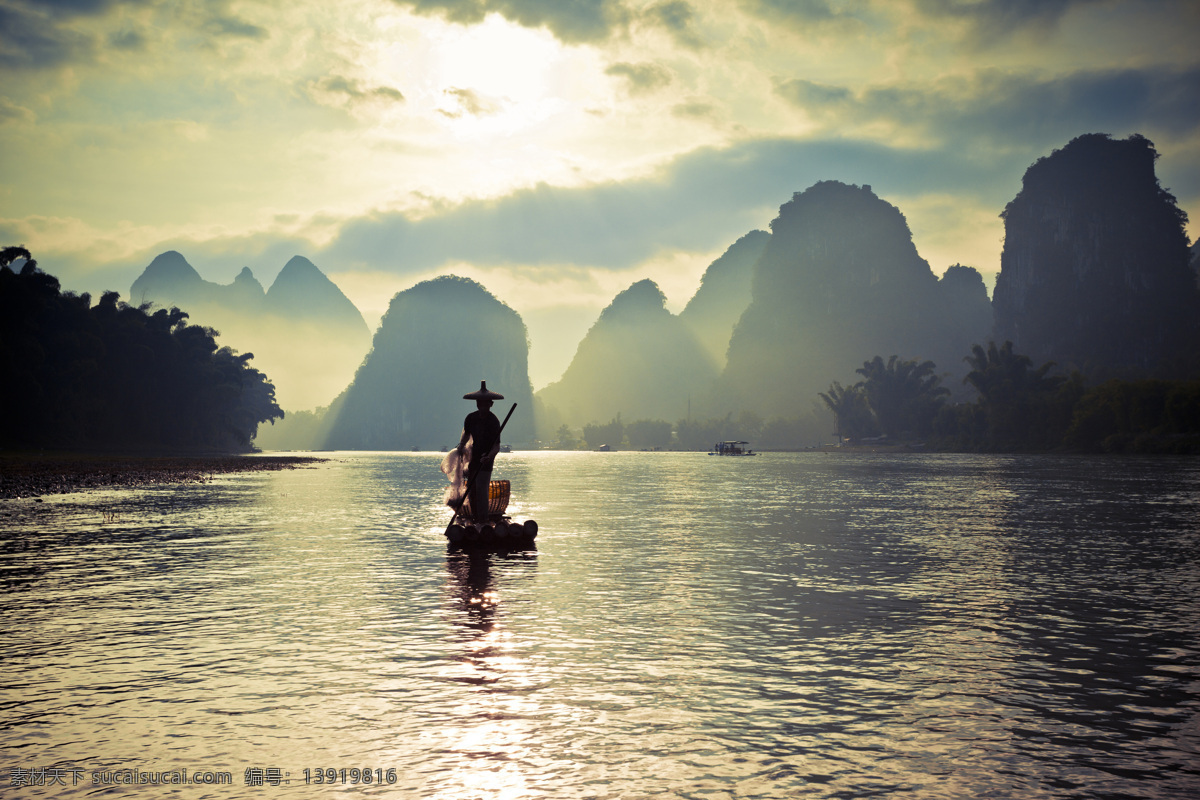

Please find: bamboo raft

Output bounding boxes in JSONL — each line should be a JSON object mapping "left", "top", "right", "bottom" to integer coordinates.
{"left": 445, "top": 479, "right": 538, "bottom": 548}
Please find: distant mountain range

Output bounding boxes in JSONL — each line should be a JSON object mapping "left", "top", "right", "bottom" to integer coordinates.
{"left": 129, "top": 252, "right": 371, "bottom": 411}
{"left": 532, "top": 180, "right": 994, "bottom": 433}
{"left": 132, "top": 252, "right": 368, "bottom": 334}
{"left": 530, "top": 135, "right": 1197, "bottom": 444}
{"left": 256, "top": 132, "right": 1200, "bottom": 450}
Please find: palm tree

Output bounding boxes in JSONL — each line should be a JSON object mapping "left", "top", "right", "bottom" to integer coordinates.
{"left": 855, "top": 355, "right": 949, "bottom": 439}
{"left": 964, "top": 341, "right": 1066, "bottom": 448}
{"left": 964, "top": 341, "right": 1062, "bottom": 402}
{"left": 819, "top": 380, "right": 877, "bottom": 443}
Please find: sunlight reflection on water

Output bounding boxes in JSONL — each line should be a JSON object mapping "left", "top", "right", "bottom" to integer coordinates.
{"left": 1, "top": 452, "right": 1198, "bottom": 798}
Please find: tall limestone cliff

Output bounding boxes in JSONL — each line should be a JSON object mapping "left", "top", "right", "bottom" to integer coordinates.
{"left": 321, "top": 276, "right": 534, "bottom": 450}
{"left": 678, "top": 230, "right": 769, "bottom": 366}
{"left": 715, "top": 181, "right": 991, "bottom": 419}
{"left": 536, "top": 279, "right": 719, "bottom": 425}
{"left": 993, "top": 133, "right": 1199, "bottom": 377}
{"left": 129, "top": 251, "right": 370, "bottom": 410}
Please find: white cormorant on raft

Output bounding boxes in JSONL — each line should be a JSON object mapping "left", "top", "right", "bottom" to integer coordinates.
{"left": 440, "top": 381, "right": 538, "bottom": 549}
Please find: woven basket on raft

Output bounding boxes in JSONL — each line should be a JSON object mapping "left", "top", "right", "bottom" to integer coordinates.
{"left": 463, "top": 479, "right": 510, "bottom": 519}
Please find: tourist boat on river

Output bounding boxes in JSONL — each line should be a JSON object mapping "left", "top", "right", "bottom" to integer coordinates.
{"left": 709, "top": 440, "right": 757, "bottom": 456}
{"left": 445, "top": 479, "right": 538, "bottom": 549}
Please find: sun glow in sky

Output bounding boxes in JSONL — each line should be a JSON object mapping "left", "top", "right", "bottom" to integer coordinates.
{"left": 2, "top": 0, "right": 1198, "bottom": 389}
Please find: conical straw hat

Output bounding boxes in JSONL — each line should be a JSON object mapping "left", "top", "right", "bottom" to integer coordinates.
{"left": 463, "top": 380, "right": 504, "bottom": 400}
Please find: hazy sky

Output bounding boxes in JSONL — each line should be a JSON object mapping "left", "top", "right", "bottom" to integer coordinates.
{"left": 3, "top": 0, "right": 1198, "bottom": 388}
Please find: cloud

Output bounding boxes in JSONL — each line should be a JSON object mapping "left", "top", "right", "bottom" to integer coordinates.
{"left": 970, "top": 68, "right": 1200, "bottom": 140}
{"left": 746, "top": 0, "right": 1196, "bottom": 52}
{"left": 916, "top": 0, "right": 1101, "bottom": 41}
{"left": 28, "top": 127, "right": 1184, "bottom": 314}
{"left": 312, "top": 135, "right": 1020, "bottom": 275}
{"left": 605, "top": 61, "right": 672, "bottom": 95}
{"left": 107, "top": 26, "right": 146, "bottom": 50}
{"left": 308, "top": 75, "right": 406, "bottom": 109}
{"left": 16, "top": 0, "right": 124, "bottom": 11}
{"left": 391, "top": 0, "right": 630, "bottom": 42}
{"left": 0, "top": 2, "right": 94, "bottom": 69}
{"left": 203, "top": 14, "right": 268, "bottom": 40}
{"left": 912, "top": 0, "right": 1200, "bottom": 50}
{"left": 440, "top": 86, "right": 500, "bottom": 117}
{"left": 23, "top": 133, "right": 1032, "bottom": 296}
{"left": 0, "top": 0, "right": 269, "bottom": 70}
{"left": 773, "top": 78, "right": 851, "bottom": 109}
{"left": 642, "top": 1, "right": 702, "bottom": 48}
{"left": 0, "top": 96, "right": 35, "bottom": 124}
{"left": 671, "top": 101, "right": 718, "bottom": 121}
{"left": 739, "top": 0, "right": 870, "bottom": 28}
{"left": 776, "top": 67, "right": 1200, "bottom": 148}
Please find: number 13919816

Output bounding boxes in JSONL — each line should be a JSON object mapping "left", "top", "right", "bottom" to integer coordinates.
{"left": 304, "top": 768, "right": 397, "bottom": 785}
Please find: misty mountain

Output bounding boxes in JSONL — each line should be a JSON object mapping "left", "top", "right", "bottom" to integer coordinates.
{"left": 229, "top": 267, "right": 268, "bottom": 309}
{"left": 263, "top": 255, "right": 369, "bottom": 333}
{"left": 536, "top": 279, "right": 719, "bottom": 425}
{"left": 678, "top": 229, "right": 769, "bottom": 366}
{"left": 321, "top": 275, "right": 534, "bottom": 450}
{"left": 938, "top": 264, "right": 995, "bottom": 360}
{"left": 714, "top": 181, "right": 991, "bottom": 419}
{"left": 993, "top": 133, "right": 1199, "bottom": 378}
{"left": 132, "top": 251, "right": 367, "bottom": 333}
{"left": 129, "top": 251, "right": 371, "bottom": 410}
{"left": 130, "top": 250, "right": 260, "bottom": 308}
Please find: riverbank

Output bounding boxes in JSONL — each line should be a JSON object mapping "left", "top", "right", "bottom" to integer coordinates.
{"left": 0, "top": 453, "right": 325, "bottom": 499}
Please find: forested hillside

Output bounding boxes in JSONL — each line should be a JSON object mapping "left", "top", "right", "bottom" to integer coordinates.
{"left": 1, "top": 249, "right": 283, "bottom": 452}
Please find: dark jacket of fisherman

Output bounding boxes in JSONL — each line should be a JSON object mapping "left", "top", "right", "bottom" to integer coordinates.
{"left": 461, "top": 405, "right": 501, "bottom": 471}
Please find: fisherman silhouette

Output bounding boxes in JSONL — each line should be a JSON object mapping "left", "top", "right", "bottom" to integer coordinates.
{"left": 457, "top": 381, "right": 503, "bottom": 524}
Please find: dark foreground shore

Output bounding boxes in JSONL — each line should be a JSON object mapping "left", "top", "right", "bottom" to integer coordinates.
{"left": 0, "top": 453, "right": 325, "bottom": 500}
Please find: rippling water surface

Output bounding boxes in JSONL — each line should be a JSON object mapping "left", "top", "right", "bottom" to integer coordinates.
{"left": 2, "top": 452, "right": 1198, "bottom": 798}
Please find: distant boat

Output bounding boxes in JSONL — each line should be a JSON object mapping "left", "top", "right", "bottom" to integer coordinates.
{"left": 595, "top": 444, "right": 612, "bottom": 452}
{"left": 709, "top": 441, "right": 756, "bottom": 456}
{"left": 499, "top": 444, "right": 512, "bottom": 453}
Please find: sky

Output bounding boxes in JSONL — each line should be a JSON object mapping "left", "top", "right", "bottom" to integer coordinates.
{"left": 2, "top": 0, "right": 1198, "bottom": 389}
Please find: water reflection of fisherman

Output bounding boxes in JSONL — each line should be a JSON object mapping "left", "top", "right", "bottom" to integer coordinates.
{"left": 457, "top": 381, "right": 503, "bottom": 524}
{"left": 447, "top": 551, "right": 497, "bottom": 631}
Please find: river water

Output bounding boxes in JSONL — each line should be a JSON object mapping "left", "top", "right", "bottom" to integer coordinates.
{"left": 1, "top": 452, "right": 1198, "bottom": 798}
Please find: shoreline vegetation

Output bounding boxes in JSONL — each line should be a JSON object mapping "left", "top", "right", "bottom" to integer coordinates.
{"left": 0, "top": 453, "right": 325, "bottom": 500}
